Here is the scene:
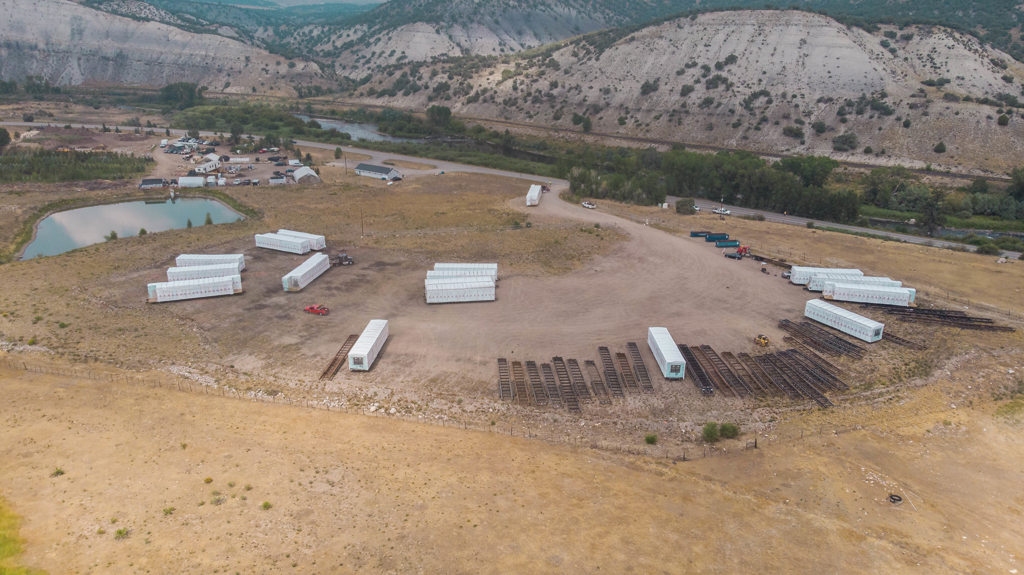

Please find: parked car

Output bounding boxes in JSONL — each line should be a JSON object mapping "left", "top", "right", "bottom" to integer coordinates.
{"left": 692, "top": 205, "right": 701, "bottom": 212}
{"left": 233, "top": 178, "right": 241, "bottom": 185}
{"left": 712, "top": 207, "right": 732, "bottom": 215}
{"left": 274, "top": 161, "right": 286, "bottom": 166}
{"left": 781, "top": 271, "right": 792, "bottom": 279}
{"left": 581, "top": 201, "right": 597, "bottom": 209}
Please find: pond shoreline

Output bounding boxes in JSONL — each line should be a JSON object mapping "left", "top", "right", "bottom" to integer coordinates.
{"left": 17, "top": 192, "right": 245, "bottom": 260}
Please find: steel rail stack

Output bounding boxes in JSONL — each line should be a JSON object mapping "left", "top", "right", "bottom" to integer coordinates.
{"left": 615, "top": 352, "right": 641, "bottom": 393}
{"left": 511, "top": 361, "right": 530, "bottom": 405}
{"left": 541, "top": 363, "right": 562, "bottom": 408}
{"left": 678, "top": 345, "right": 715, "bottom": 395}
{"left": 497, "top": 358, "right": 512, "bottom": 401}
{"left": 584, "top": 360, "right": 613, "bottom": 405}
{"left": 319, "top": 334, "right": 360, "bottom": 381}
{"left": 566, "top": 359, "right": 593, "bottom": 402}
{"left": 552, "top": 357, "right": 582, "bottom": 414}
{"left": 598, "top": 347, "right": 625, "bottom": 398}
{"left": 525, "top": 361, "right": 548, "bottom": 406}
{"left": 626, "top": 342, "right": 655, "bottom": 393}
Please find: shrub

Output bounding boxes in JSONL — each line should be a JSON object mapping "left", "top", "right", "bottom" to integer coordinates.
{"left": 50, "top": 467, "right": 65, "bottom": 477}
{"left": 702, "top": 422, "right": 720, "bottom": 443}
{"left": 114, "top": 528, "right": 129, "bottom": 540}
{"left": 903, "top": 118, "right": 911, "bottom": 128}
{"left": 976, "top": 243, "right": 1001, "bottom": 255}
{"left": 782, "top": 126, "right": 804, "bottom": 139}
{"left": 812, "top": 121, "right": 827, "bottom": 134}
{"left": 163, "top": 507, "right": 175, "bottom": 516}
{"left": 832, "top": 132, "right": 859, "bottom": 151}
{"left": 998, "top": 114, "right": 1010, "bottom": 126}
{"left": 675, "top": 198, "right": 696, "bottom": 214}
{"left": 719, "top": 423, "right": 740, "bottom": 439}
{"left": 204, "top": 477, "right": 213, "bottom": 484}
{"left": 934, "top": 141, "right": 946, "bottom": 153}
{"left": 679, "top": 84, "right": 695, "bottom": 97}
{"left": 644, "top": 434, "right": 658, "bottom": 445}
{"left": 806, "top": 221, "right": 815, "bottom": 229}
{"left": 261, "top": 501, "right": 273, "bottom": 510}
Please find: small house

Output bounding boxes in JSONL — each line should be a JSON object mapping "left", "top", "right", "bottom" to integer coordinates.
{"left": 354, "top": 163, "right": 402, "bottom": 181}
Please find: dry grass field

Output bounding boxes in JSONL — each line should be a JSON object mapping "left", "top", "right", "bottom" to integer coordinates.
{"left": 2, "top": 131, "right": 1024, "bottom": 573}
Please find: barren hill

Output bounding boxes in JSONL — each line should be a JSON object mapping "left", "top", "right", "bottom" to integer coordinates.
{"left": 0, "top": 0, "right": 322, "bottom": 96}
{"left": 352, "top": 10, "right": 1024, "bottom": 172}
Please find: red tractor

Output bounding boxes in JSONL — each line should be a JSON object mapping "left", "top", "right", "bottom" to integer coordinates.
{"left": 304, "top": 304, "right": 329, "bottom": 316}
{"left": 736, "top": 245, "right": 751, "bottom": 256}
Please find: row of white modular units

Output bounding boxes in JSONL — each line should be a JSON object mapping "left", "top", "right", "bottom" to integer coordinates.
{"left": 167, "top": 263, "right": 240, "bottom": 282}
{"left": 804, "top": 299, "right": 884, "bottom": 342}
{"left": 276, "top": 229, "right": 326, "bottom": 250}
{"left": 425, "top": 278, "right": 496, "bottom": 304}
{"left": 282, "top": 253, "right": 331, "bottom": 292}
{"left": 525, "top": 184, "right": 542, "bottom": 206}
{"left": 647, "top": 327, "right": 686, "bottom": 379}
{"left": 147, "top": 275, "right": 242, "bottom": 303}
{"left": 432, "top": 263, "right": 498, "bottom": 282}
{"left": 175, "top": 253, "right": 246, "bottom": 272}
{"left": 255, "top": 233, "right": 311, "bottom": 254}
{"left": 807, "top": 273, "right": 901, "bottom": 292}
{"left": 789, "top": 266, "right": 862, "bottom": 285}
{"left": 823, "top": 283, "right": 916, "bottom": 307}
{"left": 349, "top": 319, "right": 389, "bottom": 371}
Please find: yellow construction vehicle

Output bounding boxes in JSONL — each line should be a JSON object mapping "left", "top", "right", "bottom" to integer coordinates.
{"left": 755, "top": 334, "right": 770, "bottom": 347}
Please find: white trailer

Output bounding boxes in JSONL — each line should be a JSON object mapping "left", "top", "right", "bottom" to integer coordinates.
{"left": 228, "top": 157, "right": 252, "bottom": 163}
{"left": 167, "top": 263, "right": 240, "bottom": 282}
{"left": 433, "top": 263, "right": 498, "bottom": 281}
{"left": 349, "top": 319, "right": 389, "bottom": 371}
{"left": 804, "top": 299, "right": 884, "bottom": 342}
{"left": 255, "top": 233, "right": 311, "bottom": 254}
{"left": 426, "top": 269, "right": 498, "bottom": 283}
{"left": 282, "top": 253, "right": 330, "bottom": 292}
{"left": 195, "top": 160, "right": 221, "bottom": 174}
{"left": 424, "top": 276, "right": 495, "bottom": 288}
{"left": 160, "top": 139, "right": 168, "bottom": 148}
{"left": 808, "top": 274, "right": 900, "bottom": 292}
{"left": 425, "top": 279, "right": 496, "bottom": 304}
{"left": 175, "top": 253, "right": 245, "bottom": 271}
{"left": 824, "top": 283, "right": 916, "bottom": 307}
{"left": 647, "top": 327, "right": 686, "bottom": 379}
{"left": 821, "top": 277, "right": 902, "bottom": 295}
{"left": 789, "top": 266, "right": 863, "bottom": 285}
{"left": 177, "top": 176, "right": 206, "bottom": 188}
{"left": 525, "top": 184, "right": 542, "bottom": 206}
{"left": 276, "top": 229, "right": 326, "bottom": 250}
{"left": 147, "top": 275, "right": 242, "bottom": 303}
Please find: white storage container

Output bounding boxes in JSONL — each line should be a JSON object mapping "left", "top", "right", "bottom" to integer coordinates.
{"left": 276, "top": 229, "right": 326, "bottom": 250}
{"left": 255, "top": 233, "right": 311, "bottom": 254}
{"left": 425, "top": 280, "right": 496, "bottom": 304}
{"left": 525, "top": 184, "right": 542, "bottom": 206}
{"left": 808, "top": 273, "right": 898, "bottom": 292}
{"left": 821, "top": 277, "right": 902, "bottom": 295}
{"left": 229, "top": 157, "right": 252, "bottom": 163}
{"left": 425, "top": 276, "right": 495, "bottom": 288}
{"left": 825, "top": 283, "right": 916, "bottom": 307}
{"left": 167, "top": 263, "right": 240, "bottom": 282}
{"left": 147, "top": 275, "right": 241, "bottom": 303}
{"left": 647, "top": 327, "right": 686, "bottom": 379}
{"left": 789, "top": 266, "right": 863, "bottom": 285}
{"left": 349, "top": 319, "right": 389, "bottom": 371}
{"left": 804, "top": 299, "right": 884, "bottom": 342}
{"left": 432, "top": 263, "right": 498, "bottom": 281}
{"left": 282, "top": 253, "right": 330, "bottom": 291}
{"left": 175, "top": 253, "right": 246, "bottom": 271}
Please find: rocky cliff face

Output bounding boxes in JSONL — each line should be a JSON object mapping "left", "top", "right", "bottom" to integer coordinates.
{"left": 0, "top": 0, "right": 321, "bottom": 95}
{"left": 352, "top": 10, "right": 1024, "bottom": 172}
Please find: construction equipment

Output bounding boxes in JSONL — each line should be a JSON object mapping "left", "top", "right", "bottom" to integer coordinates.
{"left": 736, "top": 245, "right": 751, "bottom": 256}
{"left": 331, "top": 251, "right": 354, "bottom": 266}
{"left": 755, "top": 334, "right": 770, "bottom": 347}
{"left": 305, "top": 304, "right": 330, "bottom": 316}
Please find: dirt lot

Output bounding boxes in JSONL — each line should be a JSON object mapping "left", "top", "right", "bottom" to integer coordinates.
{"left": 1, "top": 359, "right": 1022, "bottom": 574}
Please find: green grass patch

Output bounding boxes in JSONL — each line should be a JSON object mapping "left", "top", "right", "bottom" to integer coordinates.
{"left": 0, "top": 499, "right": 47, "bottom": 574}
{"left": 352, "top": 141, "right": 559, "bottom": 178}
{"left": 995, "top": 399, "right": 1024, "bottom": 422}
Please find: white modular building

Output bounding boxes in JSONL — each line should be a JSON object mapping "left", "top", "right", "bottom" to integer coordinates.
{"left": 821, "top": 278, "right": 902, "bottom": 295}
{"left": 177, "top": 176, "right": 206, "bottom": 188}
{"left": 166, "top": 263, "right": 240, "bottom": 282}
{"left": 195, "top": 160, "right": 221, "bottom": 174}
{"left": 282, "top": 253, "right": 331, "bottom": 291}
{"left": 647, "top": 327, "right": 686, "bottom": 379}
{"left": 789, "top": 266, "right": 863, "bottom": 285}
{"left": 228, "top": 157, "right": 252, "bottom": 163}
{"left": 804, "top": 299, "right": 884, "bottom": 343}
{"left": 425, "top": 269, "right": 498, "bottom": 283}
{"left": 525, "top": 184, "right": 542, "bottom": 206}
{"left": 276, "top": 229, "right": 326, "bottom": 250}
{"left": 808, "top": 273, "right": 900, "bottom": 292}
{"left": 824, "top": 283, "right": 916, "bottom": 307}
{"left": 349, "top": 319, "right": 389, "bottom": 371}
{"left": 255, "top": 233, "right": 311, "bottom": 254}
{"left": 147, "top": 275, "right": 242, "bottom": 303}
{"left": 433, "top": 263, "right": 498, "bottom": 281}
{"left": 175, "top": 253, "right": 246, "bottom": 271}
{"left": 425, "top": 279, "right": 496, "bottom": 304}
{"left": 424, "top": 276, "right": 495, "bottom": 288}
